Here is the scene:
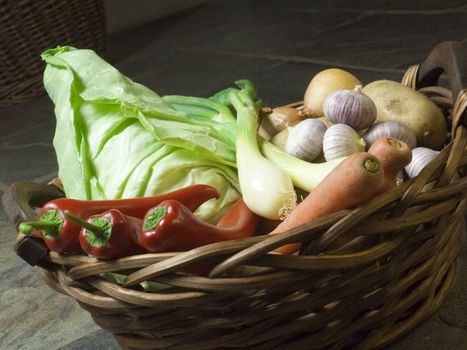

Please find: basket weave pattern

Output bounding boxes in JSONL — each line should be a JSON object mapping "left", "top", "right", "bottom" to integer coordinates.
{"left": 0, "top": 0, "right": 106, "bottom": 106}
{"left": 34, "top": 81, "right": 467, "bottom": 350}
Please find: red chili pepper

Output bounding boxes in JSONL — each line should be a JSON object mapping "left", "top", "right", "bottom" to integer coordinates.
{"left": 216, "top": 198, "right": 259, "bottom": 231}
{"left": 18, "top": 210, "right": 81, "bottom": 254}
{"left": 64, "top": 210, "right": 143, "bottom": 260}
{"left": 138, "top": 198, "right": 259, "bottom": 252}
{"left": 17, "top": 185, "right": 219, "bottom": 254}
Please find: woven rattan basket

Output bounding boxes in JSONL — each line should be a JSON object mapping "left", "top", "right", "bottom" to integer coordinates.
{"left": 3, "top": 41, "right": 467, "bottom": 350}
{"left": 0, "top": 0, "right": 106, "bottom": 107}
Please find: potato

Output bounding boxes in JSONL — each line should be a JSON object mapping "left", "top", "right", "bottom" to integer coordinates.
{"left": 362, "top": 80, "right": 447, "bottom": 150}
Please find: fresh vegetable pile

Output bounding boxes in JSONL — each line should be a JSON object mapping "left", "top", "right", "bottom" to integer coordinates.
{"left": 19, "top": 47, "right": 450, "bottom": 263}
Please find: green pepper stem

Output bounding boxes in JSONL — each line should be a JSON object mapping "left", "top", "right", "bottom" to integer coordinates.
{"left": 143, "top": 206, "right": 168, "bottom": 231}
{"left": 18, "top": 221, "right": 58, "bottom": 234}
{"left": 63, "top": 210, "right": 106, "bottom": 236}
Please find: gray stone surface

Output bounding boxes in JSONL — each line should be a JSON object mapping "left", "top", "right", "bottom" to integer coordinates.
{"left": 1, "top": 0, "right": 466, "bottom": 349}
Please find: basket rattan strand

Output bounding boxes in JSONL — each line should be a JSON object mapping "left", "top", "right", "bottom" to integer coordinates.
{"left": 0, "top": 0, "right": 106, "bottom": 107}
{"left": 3, "top": 41, "right": 467, "bottom": 350}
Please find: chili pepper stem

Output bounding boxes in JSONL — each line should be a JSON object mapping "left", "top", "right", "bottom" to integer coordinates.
{"left": 143, "top": 207, "right": 168, "bottom": 230}
{"left": 18, "top": 221, "right": 58, "bottom": 234}
{"left": 63, "top": 210, "right": 106, "bottom": 237}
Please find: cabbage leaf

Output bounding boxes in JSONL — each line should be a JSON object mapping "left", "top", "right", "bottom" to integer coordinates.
{"left": 42, "top": 46, "right": 243, "bottom": 222}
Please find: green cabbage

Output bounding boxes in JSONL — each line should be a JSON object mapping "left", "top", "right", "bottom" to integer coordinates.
{"left": 41, "top": 46, "right": 243, "bottom": 222}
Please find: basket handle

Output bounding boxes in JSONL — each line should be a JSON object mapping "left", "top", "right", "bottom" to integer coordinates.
{"left": 1, "top": 182, "right": 64, "bottom": 267}
{"left": 415, "top": 41, "right": 467, "bottom": 129}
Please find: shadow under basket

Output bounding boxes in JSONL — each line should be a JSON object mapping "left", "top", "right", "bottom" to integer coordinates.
{"left": 3, "top": 41, "right": 467, "bottom": 350}
{"left": 0, "top": 0, "right": 106, "bottom": 107}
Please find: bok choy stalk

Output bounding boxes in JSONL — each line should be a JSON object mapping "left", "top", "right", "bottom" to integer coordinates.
{"left": 163, "top": 80, "right": 260, "bottom": 145}
{"left": 230, "top": 90, "right": 296, "bottom": 220}
{"left": 162, "top": 95, "right": 237, "bottom": 123}
{"left": 162, "top": 95, "right": 237, "bottom": 145}
{"left": 209, "top": 79, "right": 259, "bottom": 107}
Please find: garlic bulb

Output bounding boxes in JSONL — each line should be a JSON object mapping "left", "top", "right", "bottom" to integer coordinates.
{"left": 404, "top": 147, "right": 439, "bottom": 178}
{"left": 323, "top": 85, "right": 376, "bottom": 131}
{"left": 323, "top": 124, "right": 366, "bottom": 161}
{"left": 285, "top": 119, "right": 327, "bottom": 162}
{"left": 364, "top": 121, "right": 417, "bottom": 149}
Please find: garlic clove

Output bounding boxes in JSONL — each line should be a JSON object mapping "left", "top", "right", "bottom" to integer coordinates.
{"left": 285, "top": 119, "right": 327, "bottom": 162}
{"left": 364, "top": 120, "right": 417, "bottom": 149}
{"left": 404, "top": 147, "right": 439, "bottom": 179}
{"left": 323, "top": 124, "right": 366, "bottom": 161}
{"left": 323, "top": 85, "right": 377, "bottom": 131}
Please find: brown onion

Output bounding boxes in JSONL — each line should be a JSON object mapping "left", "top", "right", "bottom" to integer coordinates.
{"left": 267, "top": 106, "right": 301, "bottom": 131}
{"left": 303, "top": 68, "right": 361, "bottom": 117}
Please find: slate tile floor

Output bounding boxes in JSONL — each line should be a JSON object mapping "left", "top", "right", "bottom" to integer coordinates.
{"left": 1, "top": 0, "right": 466, "bottom": 349}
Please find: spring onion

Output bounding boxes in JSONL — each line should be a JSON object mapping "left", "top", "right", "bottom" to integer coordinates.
{"left": 259, "top": 138, "right": 346, "bottom": 193}
{"left": 230, "top": 90, "right": 296, "bottom": 220}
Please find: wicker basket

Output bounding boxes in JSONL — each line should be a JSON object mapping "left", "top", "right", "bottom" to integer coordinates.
{"left": 0, "top": 0, "right": 106, "bottom": 107}
{"left": 3, "top": 41, "right": 467, "bottom": 350}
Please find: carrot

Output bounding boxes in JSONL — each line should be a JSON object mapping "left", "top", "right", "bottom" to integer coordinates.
{"left": 270, "top": 152, "right": 384, "bottom": 254}
{"left": 368, "top": 136, "right": 412, "bottom": 194}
